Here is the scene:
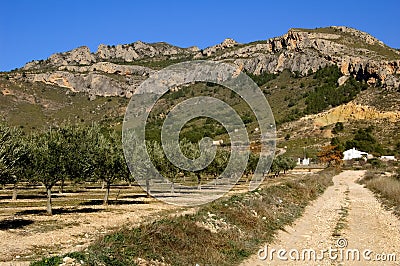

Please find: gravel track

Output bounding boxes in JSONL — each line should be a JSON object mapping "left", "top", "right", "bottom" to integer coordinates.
{"left": 241, "top": 170, "right": 400, "bottom": 266}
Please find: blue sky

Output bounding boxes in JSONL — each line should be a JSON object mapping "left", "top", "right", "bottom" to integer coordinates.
{"left": 1, "top": 0, "right": 399, "bottom": 71}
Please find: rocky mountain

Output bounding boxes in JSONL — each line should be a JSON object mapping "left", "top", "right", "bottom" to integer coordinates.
{"left": 18, "top": 41, "right": 199, "bottom": 98}
{"left": 1, "top": 25, "right": 399, "bottom": 157}
{"left": 8, "top": 26, "right": 399, "bottom": 99}
{"left": 231, "top": 27, "right": 400, "bottom": 88}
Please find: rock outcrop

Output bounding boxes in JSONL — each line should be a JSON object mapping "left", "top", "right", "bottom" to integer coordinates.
{"left": 95, "top": 41, "right": 197, "bottom": 62}
{"left": 23, "top": 41, "right": 198, "bottom": 70}
{"left": 304, "top": 101, "right": 400, "bottom": 127}
{"left": 24, "top": 46, "right": 96, "bottom": 69}
{"left": 26, "top": 70, "right": 143, "bottom": 98}
{"left": 208, "top": 27, "right": 400, "bottom": 88}
{"left": 17, "top": 26, "right": 400, "bottom": 97}
{"left": 58, "top": 61, "right": 154, "bottom": 76}
{"left": 195, "top": 38, "right": 240, "bottom": 57}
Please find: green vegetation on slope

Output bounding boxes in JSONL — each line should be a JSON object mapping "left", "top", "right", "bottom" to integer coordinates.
{"left": 261, "top": 66, "right": 368, "bottom": 125}
{"left": 344, "top": 126, "right": 385, "bottom": 155}
{"left": 0, "top": 65, "right": 372, "bottom": 137}
{"left": 304, "top": 65, "right": 367, "bottom": 114}
{"left": 145, "top": 81, "right": 259, "bottom": 143}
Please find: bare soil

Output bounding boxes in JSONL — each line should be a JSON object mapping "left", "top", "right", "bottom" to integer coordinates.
{"left": 0, "top": 186, "right": 181, "bottom": 265}
{"left": 241, "top": 170, "right": 400, "bottom": 265}
{"left": 0, "top": 175, "right": 294, "bottom": 265}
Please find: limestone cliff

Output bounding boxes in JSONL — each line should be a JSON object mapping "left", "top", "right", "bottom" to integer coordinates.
{"left": 213, "top": 27, "right": 400, "bottom": 89}
{"left": 14, "top": 26, "right": 400, "bottom": 97}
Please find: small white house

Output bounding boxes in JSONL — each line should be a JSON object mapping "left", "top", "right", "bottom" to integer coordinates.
{"left": 297, "top": 157, "right": 310, "bottom": 166}
{"left": 380, "top": 156, "right": 397, "bottom": 161}
{"left": 343, "top": 148, "right": 370, "bottom": 160}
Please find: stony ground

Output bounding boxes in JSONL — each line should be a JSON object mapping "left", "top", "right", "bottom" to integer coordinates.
{"left": 0, "top": 175, "right": 293, "bottom": 265}
{"left": 0, "top": 196, "right": 178, "bottom": 265}
{"left": 4, "top": 170, "right": 398, "bottom": 266}
{"left": 241, "top": 170, "right": 400, "bottom": 265}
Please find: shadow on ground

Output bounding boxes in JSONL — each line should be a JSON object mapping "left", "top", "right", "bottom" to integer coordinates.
{"left": 80, "top": 199, "right": 147, "bottom": 206}
{"left": 0, "top": 218, "right": 34, "bottom": 230}
{"left": 0, "top": 194, "right": 64, "bottom": 200}
{"left": 15, "top": 207, "right": 104, "bottom": 216}
{"left": 119, "top": 194, "right": 148, "bottom": 199}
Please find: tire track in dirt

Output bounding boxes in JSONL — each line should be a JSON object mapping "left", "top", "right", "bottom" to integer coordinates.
{"left": 241, "top": 170, "right": 400, "bottom": 265}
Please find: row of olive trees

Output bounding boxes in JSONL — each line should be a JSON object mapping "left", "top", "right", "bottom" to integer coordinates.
{"left": 0, "top": 123, "right": 129, "bottom": 214}
{"left": 1, "top": 122, "right": 297, "bottom": 215}
{"left": 269, "top": 155, "right": 297, "bottom": 177}
{"left": 144, "top": 139, "right": 233, "bottom": 192}
{"left": 140, "top": 139, "right": 264, "bottom": 193}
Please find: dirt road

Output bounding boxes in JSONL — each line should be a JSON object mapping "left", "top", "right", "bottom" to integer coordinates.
{"left": 241, "top": 170, "right": 400, "bottom": 265}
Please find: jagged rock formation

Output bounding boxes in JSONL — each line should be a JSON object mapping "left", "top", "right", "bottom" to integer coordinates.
{"left": 211, "top": 27, "right": 400, "bottom": 88}
{"left": 20, "top": 41, "right": 195, "bottom": 97}
{"left": 24, "top": 46, "right": 95, "bottom": 69}
{"left": 13, "top": 26, "right": 400, "bottom": 97}
{"left": 195, "top": 38, "right": 240, "bottom": 57}
{"left": 24, "top": 41, "right": 199, "bottom": 69}
{"left": 95, "top": 41, "right": 198, "bottom": 62}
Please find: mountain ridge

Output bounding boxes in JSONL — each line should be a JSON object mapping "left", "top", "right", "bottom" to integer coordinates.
{"left": 8, "top": 26, "right": 399, "bottom": 100}
{"left": 1, "top": 26, "right": 399, "bottom": 157}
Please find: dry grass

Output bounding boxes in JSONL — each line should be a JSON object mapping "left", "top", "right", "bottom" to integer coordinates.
{"left": 360, "top": 170, "right": 400, "bottom": 216}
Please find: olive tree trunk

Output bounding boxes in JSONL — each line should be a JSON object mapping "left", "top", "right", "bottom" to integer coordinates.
{"left": 12, "top": 184, "right": 17, "bottom": 201}
{"left": 46, "top": 187, "right": 52, "bottom": 215}
{"left": 196, "top": 172, "right": 201, "bottom": 190}
{"left": 103, "top": 182, "right": 110, "bottom": 205}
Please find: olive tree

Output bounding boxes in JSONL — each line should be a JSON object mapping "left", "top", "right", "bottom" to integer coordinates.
{"left": 270, "top": 155, "right": 297, "bottom": 177}
{"left": 56, "top": 125, "right": 93, "bottom": 193}
{"left": 91, "top": 129, "right": 129, "bottom": 205}
{"left": 0, "top": 124, "right": 27, "bottom": 200}
{"left": 29, "top": 128, "right": 68, "bottom": 215}
{"left": 27, "top": 125, "right": 95, "bottom": 214}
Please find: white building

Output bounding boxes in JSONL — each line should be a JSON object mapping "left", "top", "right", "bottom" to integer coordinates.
{"left": 343, "top": 148, "right": 370, "bottom": 160}
{"left": 297, "top": 157, "right": 310, "bottom": 166}
{"left": 380, "top": 156, "right": 397, "bottom": 161}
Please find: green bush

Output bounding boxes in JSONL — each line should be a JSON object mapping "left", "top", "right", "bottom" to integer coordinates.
{"left": 367, "top": 158, "right": 383, "bottom": 168}
{"left": 30, "top": 256, "right": 62, "bottom": 266}
{"left": 245, "top": 71, "right": 277, "bottom": 86}
{"left": 345, "top": 127, "right": 384, "bottom": 156}
{"left": 332, "top": 122, "right": 344, "bottom": 134}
